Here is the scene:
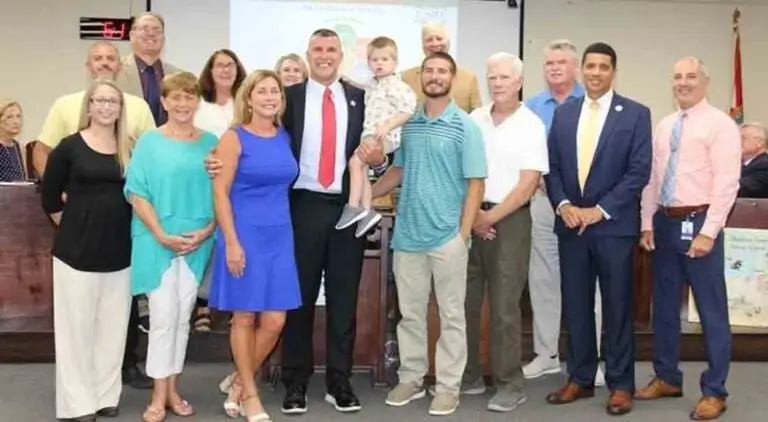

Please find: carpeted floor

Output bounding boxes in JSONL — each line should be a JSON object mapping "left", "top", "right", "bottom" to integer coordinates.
{"left": 1, "top": 362, "right": 764, "bottom": 421}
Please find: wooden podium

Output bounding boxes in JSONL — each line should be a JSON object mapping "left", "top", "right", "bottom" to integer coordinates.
{"left": 0, "top": 183, "right": 54, "bottom": 331}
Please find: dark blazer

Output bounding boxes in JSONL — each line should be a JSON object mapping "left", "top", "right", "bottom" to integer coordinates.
{"left": 282, "top": 79, "right": 366, "bottom": 199}
{"left": 544, "top": 93, "right": 652, "bottom": 237}
{"left": 738, "top": 152, "right": 768, "bottom": 198}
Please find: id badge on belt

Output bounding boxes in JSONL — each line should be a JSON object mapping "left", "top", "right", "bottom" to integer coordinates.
{"left": 681, "top": 218, "right": 694, "bottom": 241}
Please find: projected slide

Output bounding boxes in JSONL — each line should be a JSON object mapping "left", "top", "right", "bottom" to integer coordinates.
{"left": 230, "top": 0, "right": 458, "bottom": 86}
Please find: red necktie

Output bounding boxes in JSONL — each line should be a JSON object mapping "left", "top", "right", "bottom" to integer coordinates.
{"left": 318, "top": 88, "right": 336, "bottom": 188}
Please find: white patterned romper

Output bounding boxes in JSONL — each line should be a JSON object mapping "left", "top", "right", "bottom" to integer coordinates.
{"left": 361, "top": 74, "right": 417, "bottom": 153}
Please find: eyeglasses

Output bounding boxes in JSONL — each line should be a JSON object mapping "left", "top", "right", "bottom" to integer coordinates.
{"left": 134, "top": 26, "right": 164, "bottom": 35}
{"left": 214, "top": 63, "right": 236, "bottom": 71}
{"left": 91, "top": 98, "right": 122, "bottom": 108}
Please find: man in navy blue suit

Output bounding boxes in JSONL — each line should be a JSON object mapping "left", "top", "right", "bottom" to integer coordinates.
{"left": 543, "top": 42, "right": 652, "bottom": 416}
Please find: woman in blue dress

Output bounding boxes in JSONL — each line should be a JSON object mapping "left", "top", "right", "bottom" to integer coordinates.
{"left": 210, "top": 69, "right": 301, "bottom": 421}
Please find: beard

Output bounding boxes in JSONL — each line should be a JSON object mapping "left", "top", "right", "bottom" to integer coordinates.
{"left": 421, "top": 81, "right": 451, "bottom": 98}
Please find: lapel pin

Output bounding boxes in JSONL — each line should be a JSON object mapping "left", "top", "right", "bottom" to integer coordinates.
{"left": 615, "top": 105, "right": 623, "bottom": 112}
{"left": 350, "top": 100, "right": 357, "bottom": 107}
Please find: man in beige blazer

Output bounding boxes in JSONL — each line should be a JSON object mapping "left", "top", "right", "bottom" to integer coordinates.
{"left": 115, "top": 12, "right": 180, "bottom": 126}
{"left": 400, "top": 23, "right": 481, "bottom": 113}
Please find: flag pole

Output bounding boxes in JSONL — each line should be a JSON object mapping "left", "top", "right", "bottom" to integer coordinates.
{"left": 729, "top": 7, "right": 744, "bottom": 124}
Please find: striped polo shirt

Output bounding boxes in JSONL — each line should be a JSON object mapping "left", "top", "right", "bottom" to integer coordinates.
{"left": 392, "top": 100, "right": 487, "bottom": 252}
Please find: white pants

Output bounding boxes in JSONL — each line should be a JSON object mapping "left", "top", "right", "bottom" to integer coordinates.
{"left": 53, "top": 258, "right": 131, "bottom": 419}
{"left": 529, "top": 192, "right": 603, "bottom": 358}
{"left": 146, "top": 257, "right": 198, "bottom": 379}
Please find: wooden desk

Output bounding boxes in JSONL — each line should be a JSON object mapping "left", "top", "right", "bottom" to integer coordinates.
{"left": 0, "top": 183, "right": 54, "bottom": 332}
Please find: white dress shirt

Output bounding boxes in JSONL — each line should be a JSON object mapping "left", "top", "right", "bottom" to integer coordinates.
{"left": 194, "top": 99, "right": 234, "bottom": 138}
{"left": 293, "top": 78, "right": 349, "bottom": 194}
{"left": 470, "top": 103, "right": 549, "bottom": 204}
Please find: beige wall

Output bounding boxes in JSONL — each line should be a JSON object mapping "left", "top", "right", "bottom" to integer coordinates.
{"left": 2, "top": 0, "right": 767, "bottom": 144}
{"left": 522, "top": 0, "right": 768, "bottom": 126}
{"left": 0, "top": 0, "right": 145, "bottom": 143}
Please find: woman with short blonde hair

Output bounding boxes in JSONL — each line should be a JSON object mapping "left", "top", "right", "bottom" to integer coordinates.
{"left": 0, "top": 98, "right": 26, "bottom": 181}
{"left": 41, "top": 79, "right": 133, "bottom": 422}
{"left": 275, "top": 53, "right": 308, "bottom": 87}
{"left": 209, "top": 69, "right": 301, "bottom": 420}
{"left": 125, "top": 71, "right": 218, "bottom": 421}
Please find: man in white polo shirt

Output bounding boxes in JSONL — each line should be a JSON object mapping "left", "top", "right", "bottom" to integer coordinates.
{"left": 463, "top": 52, "right": 548, "bottom": 413}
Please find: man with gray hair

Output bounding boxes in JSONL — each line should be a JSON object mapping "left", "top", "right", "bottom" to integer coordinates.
{"left": 400, "top": 23, "right": 481, "bottom": 113}
{"left": 524, "top": 39, "right": 604, "bottom": 387}
{"left": 738, "top": 122, "right": 768, "bottom": 198}
{"left": 462, "top": 52, "right": 548, "bottom": 413}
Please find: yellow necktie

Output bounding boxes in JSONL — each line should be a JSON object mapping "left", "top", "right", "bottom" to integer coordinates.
{"left": 578, "top": 101, "right": 600, "bottom": 191}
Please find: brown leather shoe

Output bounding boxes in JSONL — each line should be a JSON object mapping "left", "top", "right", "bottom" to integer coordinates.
{"left": 635, "top": 377, "right": 683, "bottom": 400}
{"left": 545, "top": 382, "right": 595, "bottom": 405}
{"left": 689, "top": 396, "right": 726, "bottom": 420}
{"left": 606, "top": 390, "right": 633, "bottom": 415}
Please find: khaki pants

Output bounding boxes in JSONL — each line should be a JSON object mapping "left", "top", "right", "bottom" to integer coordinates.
{"left": 394, "top": 234, "right": 469, "bottom": 395}
{"left": 464, "top": 206, "right": 531, "bottom": 392}
{"left": 53, "top": 258, "right": 131, "bottom": 419}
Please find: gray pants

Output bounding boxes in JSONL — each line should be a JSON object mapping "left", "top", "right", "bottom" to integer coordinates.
{"left": 394, "top": 234, "right": 470, "bottom": 395}
{"left": 529, "top": 191, "right": 602, "bottom": 359}
{"left": 464, "top": 206, "right": 532, "bottom": 392}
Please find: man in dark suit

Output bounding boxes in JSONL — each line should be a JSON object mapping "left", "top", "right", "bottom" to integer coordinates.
{"left": 738, "top": 122, "right": 768, "bottom": 198}
{"left": 278, "top": 28, "right": 387, "bottom": 415}
{"left": 543, "top": 42, "right": 652, "bottom": 416}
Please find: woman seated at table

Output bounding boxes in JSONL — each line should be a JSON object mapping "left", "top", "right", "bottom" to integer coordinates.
{"left": 41, "top": 79, "right": 133, "bottom": 422}
{"left": 124, "top": 71, "right": 218, "bottom": 422}
{"left": 0, "top": 98, "right": 26, "bottom": 181}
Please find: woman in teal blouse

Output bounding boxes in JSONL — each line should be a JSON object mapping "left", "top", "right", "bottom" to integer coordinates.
{"left": 124, "top": 71, "right": 218, "bottom": 422}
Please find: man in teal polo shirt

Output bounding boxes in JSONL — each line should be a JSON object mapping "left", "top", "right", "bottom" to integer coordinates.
{"left": 373, "top": 51, "right": 487, "bottom": 416}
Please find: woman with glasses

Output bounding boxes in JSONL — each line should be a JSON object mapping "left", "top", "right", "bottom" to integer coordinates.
{"left": 124, "top": 71, "right": 218, "bottom": 422}
{"left": 41, "top": 79, "right": 133, "bottom": 422}
{"left": 192, "top": 49, "right": 248, "bottom": 333}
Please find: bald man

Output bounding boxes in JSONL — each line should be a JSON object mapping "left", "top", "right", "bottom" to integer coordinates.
{"left": 400, "top": 23, "right": 481, "bottom": 113}
{"left": 638, "top": 57, "right": 739, "bottom": 421}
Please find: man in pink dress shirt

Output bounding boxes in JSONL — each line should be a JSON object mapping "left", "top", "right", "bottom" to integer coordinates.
{"left": 637, "top": 57, "right": 740, "bottom": 421}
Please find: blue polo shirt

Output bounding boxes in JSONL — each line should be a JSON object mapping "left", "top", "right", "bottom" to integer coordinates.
{"left": 392, "top": 100, "right": 487, "bottom": 252}
{"left": 525, "top": 83, "right": 585, "bottom": 133}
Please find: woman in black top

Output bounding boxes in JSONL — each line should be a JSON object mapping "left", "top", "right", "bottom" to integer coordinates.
{"left": 0, "top": 99, "right": 26, "bottom": 181}
{"left": 41, "top": 79, "right": 133, "bottom": 422}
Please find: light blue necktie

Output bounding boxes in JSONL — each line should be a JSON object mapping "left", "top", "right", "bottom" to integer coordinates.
{"left": 660, "top": 113, "right": 685, "bottom": 206}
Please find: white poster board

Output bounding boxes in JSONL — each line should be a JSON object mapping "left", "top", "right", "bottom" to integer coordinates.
{"left": 688, "top": 228, "right": 768, "bottom": 328}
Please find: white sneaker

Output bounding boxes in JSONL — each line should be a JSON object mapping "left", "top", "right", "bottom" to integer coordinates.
{"left": 523, "top": 355, "right": 561, "bottom": 379}
{"left": 595, "top": 366, "right": 606, "bottom": 387}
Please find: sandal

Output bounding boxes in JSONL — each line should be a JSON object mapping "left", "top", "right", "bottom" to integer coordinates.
{"left": 166, "top": 399, "right": 196, "bottom": 417}
{"left": 142, "top": 407, "right": 166, "bottom": 422}
{"left": 194, "top": 306, "right": 212, "bottom": 332}
{"left": 241, "top": 394, "right": 271, "bottom": 422}
{"left": 224, "top": 375, "right": 243, "bottom": 418}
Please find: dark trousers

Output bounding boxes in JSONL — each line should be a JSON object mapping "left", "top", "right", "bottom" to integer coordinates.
{"left": 122, "top": 295, "right": 139, "bottom": 369}
{"left": 652, "top": 211, "right": 730, "bottom": 398}
{"left": 464, "top": 206, "right": 531, "bottom": 392}
{"left": 281, "top": 189, "right": 366, "bottom": 389}
{"left": 559, "top": 234, "right": 636, "bottom": 392}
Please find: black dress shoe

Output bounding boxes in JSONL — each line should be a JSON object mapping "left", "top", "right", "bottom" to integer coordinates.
{"left": 122, "top": 365, "right": 153, "bottom": 389}
{"left": 325, "top": 382, "right": 362, "bottom": 412}
{"left": 96, "top": 407, "right": 119, "bottom": 417}
{"left": 281, "top": 383, "right": 308, "bottom": 414}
